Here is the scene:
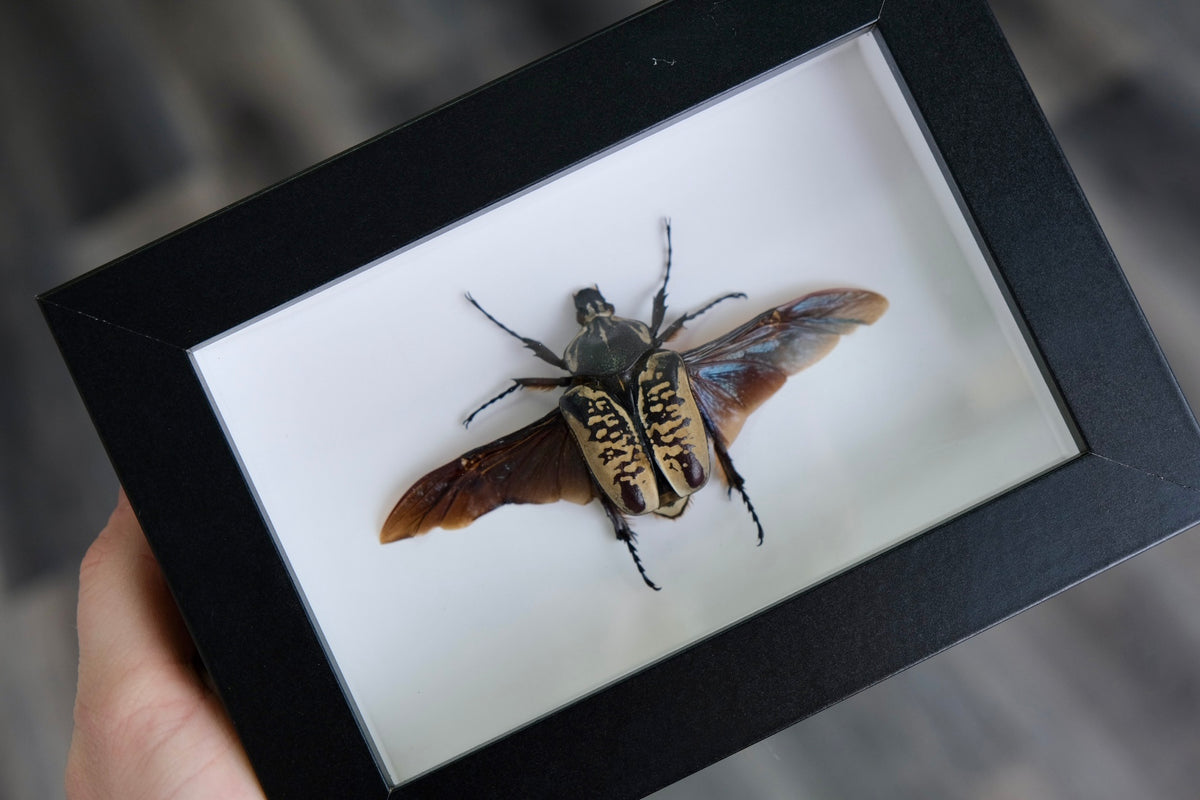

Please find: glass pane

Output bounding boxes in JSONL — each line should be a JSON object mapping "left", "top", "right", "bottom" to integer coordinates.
{"left": 190, "top": 30, "right": 1079, "bottom": 786}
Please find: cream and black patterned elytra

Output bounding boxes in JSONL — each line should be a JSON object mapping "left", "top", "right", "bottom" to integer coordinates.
{"left": 560, "top": 385, "right": 658, "bottom": 515}
{"left": 381, "top": 222, "right": 888, "bottom": 590}
{"left": 638, "top": 351, "right": 710, "bottom": 502}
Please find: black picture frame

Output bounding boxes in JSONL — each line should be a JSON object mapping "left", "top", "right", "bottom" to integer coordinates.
{"left": 38, "top": 0, "right": 1200, "bottom": 797}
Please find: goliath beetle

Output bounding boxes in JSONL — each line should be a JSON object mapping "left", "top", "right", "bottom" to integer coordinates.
{"left": 381, "top": 224, "right": 887, "bottom": 589}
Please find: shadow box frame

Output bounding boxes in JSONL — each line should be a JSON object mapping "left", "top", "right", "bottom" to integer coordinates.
{"left": 38, "top": 0, "right": 1200, "bottom": 797}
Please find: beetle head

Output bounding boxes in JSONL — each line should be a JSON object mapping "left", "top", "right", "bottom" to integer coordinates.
{"left": 573, "top": 286, "right": 615, "bottom": 324}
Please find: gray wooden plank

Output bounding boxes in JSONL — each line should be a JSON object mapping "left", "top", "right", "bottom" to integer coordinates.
{"left": 0, "top": 572, "right": 78, "bottom": 800}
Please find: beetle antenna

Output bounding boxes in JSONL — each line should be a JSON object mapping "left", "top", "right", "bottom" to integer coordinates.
{"left": 649, "top": 218, "right": 673, "bottom": 337}
{"left": 465, "top": 293, "right": 568, "bottom": 369}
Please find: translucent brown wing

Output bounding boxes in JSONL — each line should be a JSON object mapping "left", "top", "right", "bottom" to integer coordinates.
{"left": 684, "top": 289, "right": 888, "bottom": 446}
{"left": 381, "top": 410, "right": 596, "bottom": 542}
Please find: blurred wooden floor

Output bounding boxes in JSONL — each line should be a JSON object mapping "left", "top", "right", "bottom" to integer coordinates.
{"left": 2, "top": 1, "right": 1198, "bottom": 798}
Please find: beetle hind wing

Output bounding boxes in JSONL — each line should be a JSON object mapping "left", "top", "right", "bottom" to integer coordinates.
{"left": 382, "top": 410, "right": 595, "bottom": 542}
{"left": 685, "top": 288, "right": 886, "bottom": 445}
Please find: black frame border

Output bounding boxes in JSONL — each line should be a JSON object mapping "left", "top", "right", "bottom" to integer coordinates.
{"left": 39, "top": 0, "right": 1200, "bottom": 798}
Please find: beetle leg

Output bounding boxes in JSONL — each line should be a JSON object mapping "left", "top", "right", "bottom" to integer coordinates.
{"left": 466, "top": 293, "right": 569, "bottom": 369}
{"left": 463, "top": 376, "right": 572, "bottom": 428}
{"left": 710, "top": 434, "right": 765, "bottom": 546}
{"left": 599, "top": 495, "right": 661, "bottom": 591}
{"left": 658, "top": 292, "right": 748, "bottom": 344}
{"left": 649, "top": 218, "right": 673, "bottom": 337}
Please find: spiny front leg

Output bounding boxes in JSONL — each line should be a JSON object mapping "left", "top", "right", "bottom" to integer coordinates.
{"left": 658, "top": 292, "right": 747, "bottom": 344}
{"left": 649, "top": 218, "right": 673, "bottom": 338}
{"left": 466, "top": 293, "right": 569, "bottom": 370}
{"left": 599, "top": 495, "right": 661, "bottom": 591}
{"left": 463, "top": 376, "right": 573, "bottom": 428}
{"left": 710, "top": 433, "right": 765, "bottom": 546}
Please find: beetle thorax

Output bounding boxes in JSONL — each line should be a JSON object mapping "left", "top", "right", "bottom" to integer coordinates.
{"left": 564, "top": 287, "right": 653, "bottom": 375}
{"left": 564, "top": 316, "right": 653, "bottom": 374}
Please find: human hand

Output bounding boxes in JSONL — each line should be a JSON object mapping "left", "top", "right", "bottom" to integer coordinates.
{"left": 66, "top": 490, "right": 265, "bottom": 800}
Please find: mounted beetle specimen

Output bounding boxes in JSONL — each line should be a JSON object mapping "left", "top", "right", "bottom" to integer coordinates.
{"left": 381, "top": 223, "right": 887, "bottom": 589}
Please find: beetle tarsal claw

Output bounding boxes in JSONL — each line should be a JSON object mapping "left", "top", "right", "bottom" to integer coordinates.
{"left": 599, "top": 496, "right": 661, "bottom": 590}
{"left": 624, "top": 534, "right": 661, "bottom": 591}
{"left": 741, "top": 491, "right": 765, "bottom": 546}
{"left": 731, "top": 481, "right": 765, "bottom": 545}
{"left": 463, "top": 381, "right": 522, "bottom": 428}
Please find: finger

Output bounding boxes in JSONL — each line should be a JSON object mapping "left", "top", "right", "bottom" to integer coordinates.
{"left": 75, "top": 489, "right": 200, "bottom": 704}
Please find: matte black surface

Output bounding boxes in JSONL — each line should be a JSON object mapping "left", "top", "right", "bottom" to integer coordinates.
{"left": 37, "top": 0, "right": 1200, "bottom": 797}
{"left": 45, "top": 0, "right": 878, "bottom": 349}
{"left": 37, "top": 301, "right": 387, "bottom": 798}
{"left": 406, "top": 457, "right": 1199, "bottom": 799}
{"left": 878, "top": 0, "right": 1200, "bottom": 490}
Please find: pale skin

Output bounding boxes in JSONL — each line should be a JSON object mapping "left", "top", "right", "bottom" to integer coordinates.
{"left": 66, "top": 490, "right": 264, "bottom": 800}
